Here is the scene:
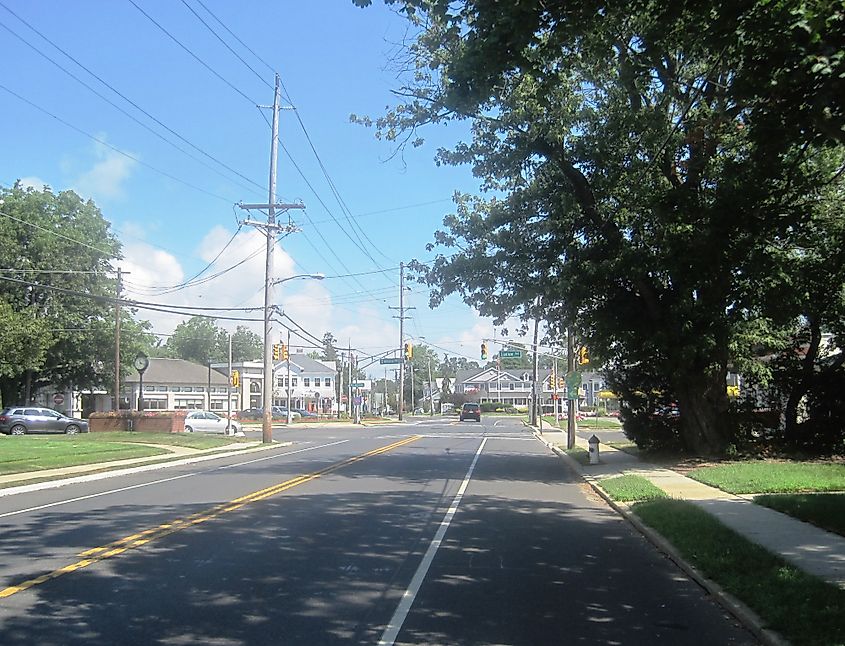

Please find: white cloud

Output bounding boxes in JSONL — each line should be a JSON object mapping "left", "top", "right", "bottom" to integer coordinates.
{"left": 17, "top": 176, "right": 50, "bottom": 191}
{"left": 72, "top": 137, "right": 136, "bottom": 202}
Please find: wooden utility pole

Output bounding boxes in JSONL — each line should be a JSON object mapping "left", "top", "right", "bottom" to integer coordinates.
{"left": 567, "top": 326, "right": 576, "bottom": 449}
{"left": 113, "top": 267, "right": 126, "bottom": 411}
{"left": 237, "top": 73, "right": 303, "bottom": 444}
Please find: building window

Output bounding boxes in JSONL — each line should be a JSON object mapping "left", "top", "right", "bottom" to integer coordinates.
{"left": 144, "top": 385, "right": 156, "bottom": 392}
{"left": 157, "top": 386, "right": 168, "bottom": 392}
{"left": 292, "top": 377, "right": 298, "bottom": 386}
{"left": 142, "top": 399, "right": 167, "bottom": 410}
{"left": 509, "top": 383, "right": 515, "bottom": 390}
{"left": 324, "top": 378, "right": 331, "bottom": 387}
{"left": 172, "top": 387, "right": 182, "bottom": 393}
{"left": 304, "top": 378, "right": 310, "bottom": 387}
{"left": 174, "top": 398, "right": 204, "bottom": 409}
{"left": 210, "top": 401, "right": 223, "bottom": 410}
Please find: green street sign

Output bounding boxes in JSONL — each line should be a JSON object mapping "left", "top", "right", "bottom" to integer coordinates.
{"left": 565, "top": 371, "right": 582, "bottom": 400}
{"left": 379, "top": 357, "right": 403, "bottom": 365}
{"left": 499, "top": 350, "right": 522, "bottom": 359}
{"left": 352, "top": 382, "right": 365, "bottom": 388}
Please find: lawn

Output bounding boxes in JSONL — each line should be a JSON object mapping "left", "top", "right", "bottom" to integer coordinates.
{"left": 755, "top": 493, "right": 845, "bottom": 538}
{"left": 634, "top": 499, "right": 845, "bottom": 646}
{"left": 600, "top": 474, "right": 667, "bottom": 502}
{"left": 0, "top": 432, "right": 250, "bottom": 476}
{"left": 688, "top": 461, "right": 845, "bottom": 494}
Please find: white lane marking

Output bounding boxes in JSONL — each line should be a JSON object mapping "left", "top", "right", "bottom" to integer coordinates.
{"left": 217, "top": 440, "right": 349, "bottom": 469}
{"left": 0, "top": 439, "right": 350, "bottom": 519}
{"left": 378, "top": 437, "right": 488, "bottom": 646}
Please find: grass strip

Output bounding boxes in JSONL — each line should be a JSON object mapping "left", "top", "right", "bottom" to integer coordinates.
{"left": 85, "top": 432, "right": 250, "bottom": 450}
{"left": 755, "top": 493, "right": 845, "bottom": 538}
{"left": 0, "top": 439, "right": 167, "bottom": 475}
{"left": 688, "top": 461, "right": 845, "bottom": 494}
{"left": 564, "top": 447, "right": 589, "bottom": 465}
{"left": 600, "top": 474, "right": 667, "bottom": 502}
{"left": 634, "top": 499, "right": 845, "bottom": 646}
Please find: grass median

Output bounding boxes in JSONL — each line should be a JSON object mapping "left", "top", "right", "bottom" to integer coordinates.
{"left": 0, "top": 432, "right": 251, "bottom": 476}
{"left": 634, "top": 499, "right": 845, "bottom": 646}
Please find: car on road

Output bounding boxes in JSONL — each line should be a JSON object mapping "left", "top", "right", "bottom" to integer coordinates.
{"left": 184, "top": 410, "right": 241, "bottom": 434}
{"left": 0, "top": 407, "right": 89, "bottom": 435}
{"left": 459, "top": 402, "right": 481, "bottom": 422}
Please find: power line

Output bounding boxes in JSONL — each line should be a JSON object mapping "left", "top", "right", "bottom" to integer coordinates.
{"left": 127, "top": 0, "right": 259, "bottom": 106}
{"left": 0, "top": 207, "right": 116, "bottom": 256}
{"left": 0, "top": 4, "right": 266, "bottom": 196}
{"left": 178, "top": 0, "right": 272, "bottom": 92}
{"left": 0, "top": 83, "right": 235, "bottom": 203}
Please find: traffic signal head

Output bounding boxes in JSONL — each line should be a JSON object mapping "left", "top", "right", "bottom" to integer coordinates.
{"left": 481, "top": 342, "right": 488, "bottom": 360}
{"left": 404, "top": 342, "right": 413, "bottom": 360}
{"left": 548, "top": 374, "right": 555, "bottom": 389}
{"left": 231, "top": 370, "right": 240, "bottom": 387}
{"left": 281, "top": 343, "right": 289, "bottom": 360}
{"left": 558, "top": 376, "right": 566, "bottom": 389}
{"left": 273, "top": 344, "right": 280, "bottom": 361}
{"left": 578, "top": 346, "right": 590, "bottom": 365}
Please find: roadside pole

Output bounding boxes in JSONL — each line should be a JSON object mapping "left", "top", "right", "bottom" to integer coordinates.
{"left": 567, "top": 327, "right": 576, "bottom": 449}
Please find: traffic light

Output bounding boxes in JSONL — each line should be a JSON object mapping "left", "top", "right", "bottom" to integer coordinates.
{"left": 272, "top": 344, "right": 280, "bottom": 361}
{"left": 558, "top": 376, "right": 566, "bottom": 389}
{"left": 547, "top": 374, "right": 555, "bottom": 390}
{"left": 578, "top": 346, "right": 590, "bottom": 365}
{"left": 481, "top": 342, "right": 488, "bottom": 360}
{"left": 230, "top": 370, "right": 240, "bottom": 388}
{"left": 281, "top": 343, "right": 289, "bottom": 360}
{"left": 404, "top": 342, "right": 413, "bottom": 360}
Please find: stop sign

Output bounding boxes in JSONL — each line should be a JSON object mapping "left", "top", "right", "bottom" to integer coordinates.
{"left": 52, "top": 393, "right": 65, "bottom": 406}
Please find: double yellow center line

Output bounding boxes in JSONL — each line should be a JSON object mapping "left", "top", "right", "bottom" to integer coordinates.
{"left": 0, "top": 435, "right": 421, "bottom": 599}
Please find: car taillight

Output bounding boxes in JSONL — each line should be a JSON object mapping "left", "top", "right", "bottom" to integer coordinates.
{"left": 0, "top": 416, "right": 8, "bottom": 423}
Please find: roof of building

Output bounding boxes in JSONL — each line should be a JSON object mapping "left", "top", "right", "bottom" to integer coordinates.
{"left": 278, "top": 354, "right": 337, "bottom": 375}
{"left": 123, "top": 358, "right": 230, "bottom": 385}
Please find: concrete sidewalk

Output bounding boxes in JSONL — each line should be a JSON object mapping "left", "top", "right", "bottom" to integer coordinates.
{"left": 536, "top": 427, "right": 845, "bottom": 590}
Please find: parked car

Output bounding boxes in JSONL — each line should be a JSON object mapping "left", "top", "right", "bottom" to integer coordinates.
{"left": 0, "top": 407, "right": 89, "bottom": 435}
{"left": 459, "top": 402, "right": 481, "bottom": 422}
{"left": 271, "top": 406, "right": 301, "bottom": 420}
{"left": 294, "top": 408, "right": 318, "bottom": 418}
{"left": 183, "top": 410, "right": 241, "bottom": 434}
{"left": 237, "top": 408, "right": 262, "bottom": 420}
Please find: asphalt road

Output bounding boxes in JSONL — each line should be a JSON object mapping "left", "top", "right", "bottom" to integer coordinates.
{"left": 0, "top": 416, "right": 757, "bottom": 645}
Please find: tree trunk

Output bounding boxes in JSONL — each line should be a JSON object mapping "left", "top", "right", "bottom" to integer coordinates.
{"left": 784, "top": 318, "right": 822, "bottom": 444}
{"left": 673, "top": 373, "right": 730, "bottom": 456}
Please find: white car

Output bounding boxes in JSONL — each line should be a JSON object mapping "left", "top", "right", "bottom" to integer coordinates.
{"left": 184, "top": 410, "right": 241, "bottom": 434}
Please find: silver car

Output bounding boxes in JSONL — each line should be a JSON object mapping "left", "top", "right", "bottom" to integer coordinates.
{"left": 0, "top": 407, "right": 89, "bottom": 435}
{"left": 183, "top": 410, "right": 241, "bottom": 434}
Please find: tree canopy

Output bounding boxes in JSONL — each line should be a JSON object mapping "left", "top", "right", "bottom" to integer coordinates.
{"left": 357, "top": 0, "right": 845, "bottom": 455}
{"left": 0, "top": 183, "right": 154, "bottom": 405}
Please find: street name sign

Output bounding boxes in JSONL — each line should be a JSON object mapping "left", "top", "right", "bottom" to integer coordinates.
{"left": 352, "top": 382, "right": 365, "bottom": 388}
{"left": 499, "top": 350, "right": 522, "bottom": 358}
{"left": 379, "top": 358, "right": 403, "bottom": 365}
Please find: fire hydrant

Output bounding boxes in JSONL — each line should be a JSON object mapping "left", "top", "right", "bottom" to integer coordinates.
{"left": 588, "top": 434, "right": 601, "bottom": 464}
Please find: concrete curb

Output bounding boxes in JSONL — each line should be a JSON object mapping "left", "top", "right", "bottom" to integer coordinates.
{"left": 0, "top": 441, "right": 293, "bottom": 499}
{"left": 534, "top": 430, "right": 790, "bottom": 646}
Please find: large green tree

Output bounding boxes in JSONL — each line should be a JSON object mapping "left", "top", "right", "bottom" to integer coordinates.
{"left": 0, "top": 183, "right": 154, "bottom": 406}
{"left": 357, "top": 0, "right": 844, "bottom": 454}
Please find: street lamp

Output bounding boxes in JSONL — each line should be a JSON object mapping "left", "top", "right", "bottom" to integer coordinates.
{"left": 262, "top": 272, "right": 326, "bottom": 443}
{"left": 133, "top": 353, "right": 149, "bottom": 412}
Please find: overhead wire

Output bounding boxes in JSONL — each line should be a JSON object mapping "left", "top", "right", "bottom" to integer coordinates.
{"left": 0, "top": 4, "right": 266, "bottom": 196}
{"left": 0, "top": 84, "right": 235, "bottom": 203}
{"left": 126, "top": 0, "right": 258, "bottom": 107}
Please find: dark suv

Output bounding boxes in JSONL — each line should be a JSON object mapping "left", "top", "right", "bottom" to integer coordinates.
{"left": 459, "top": 402, "right": 481, "bottom": 422}
{"left": 0, "top": 407, "right": 89, "bottom": 435}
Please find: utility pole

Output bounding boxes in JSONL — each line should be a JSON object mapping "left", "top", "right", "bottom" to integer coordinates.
{"left": 238, "top": 74, "right": 303, "bottom": 444}
{"left": 530, "top": 312, "right": 540, "bottom": 427}
{"left": 113, "top": 267, "right": 128, "bottom": 412}
{"left": 389, "top": 262, "right": 414, "bottom": 421}
{"left": 567, "top": 326, "right": 576, "bottom": 449}
{"left": 286, "top": 329, "right": 292, "bottom": 424}
{"left": 338, "top": 352, "right": 344, "bottom": 419}
{"left": 227, "top": 331, "right": 233, "bottom": 434}
{"left": 427, "top": 358, "right": 434, "bottom": 416}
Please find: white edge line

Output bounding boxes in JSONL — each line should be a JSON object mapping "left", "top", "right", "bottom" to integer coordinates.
{"left": 378, "top": 437, "right": 488, "bottom": 646}
{"left": 0, "top": 439, "right": 350, "bottom": 504}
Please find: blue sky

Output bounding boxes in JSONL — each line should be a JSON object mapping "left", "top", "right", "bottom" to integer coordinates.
{"left": 0, "top": 1, "right": 517, "bottom": 373}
